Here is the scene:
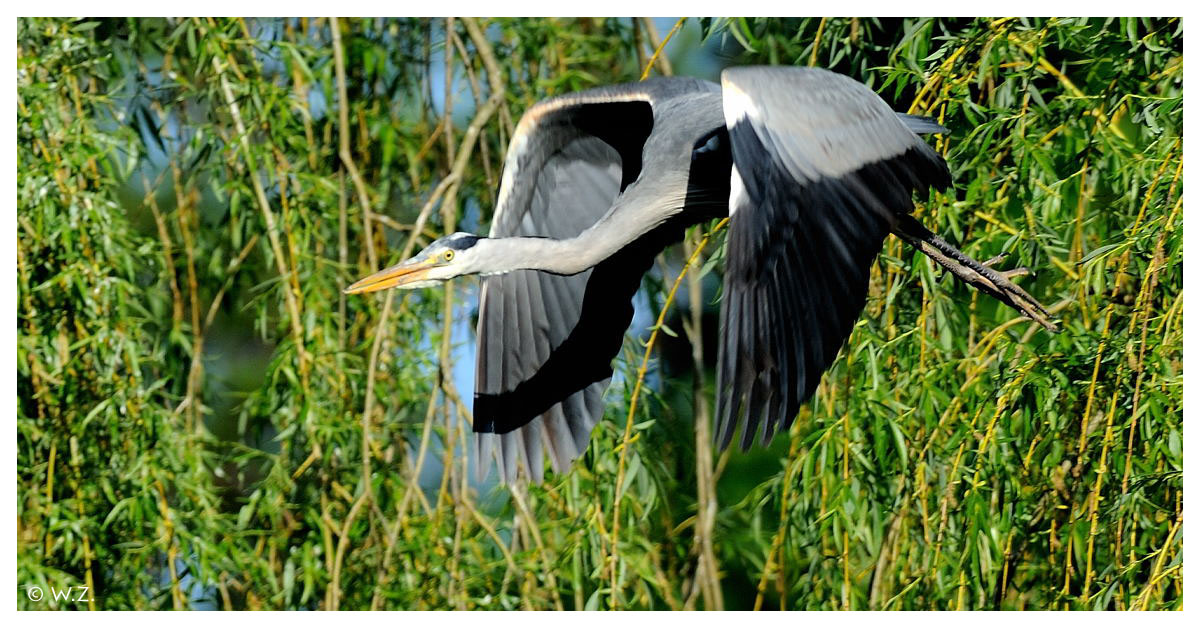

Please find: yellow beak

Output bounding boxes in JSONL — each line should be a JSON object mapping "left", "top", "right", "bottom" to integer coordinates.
{"left": 344, "top": 259, "right": 434, "bottom": 294}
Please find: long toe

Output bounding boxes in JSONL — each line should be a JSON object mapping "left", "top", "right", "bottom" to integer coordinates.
{"left": 1001, "top": 266, "right": 1032, "bottom": 280}
{"left": 977, "top": 264, "right": 1047, "bottom": 316}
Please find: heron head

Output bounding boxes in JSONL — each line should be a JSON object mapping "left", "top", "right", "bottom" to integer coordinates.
{"left": 344, "top": 232, "right": 484, "bottom": 294}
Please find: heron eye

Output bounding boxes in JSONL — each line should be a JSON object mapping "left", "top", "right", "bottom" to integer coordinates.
{"left": 442, "top": 249, "right": 455, "bottom": 262}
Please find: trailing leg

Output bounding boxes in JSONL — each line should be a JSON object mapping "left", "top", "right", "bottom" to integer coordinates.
{"left": 892, "top": 214, "right": 1057, "bottom": 332}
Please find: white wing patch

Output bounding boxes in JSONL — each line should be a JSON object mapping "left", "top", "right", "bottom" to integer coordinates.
{"left": 729, "top": 166, "right": 748, "bottom": 215}
{"left": 721, "top": 80, "right": 760, "bottom": 128}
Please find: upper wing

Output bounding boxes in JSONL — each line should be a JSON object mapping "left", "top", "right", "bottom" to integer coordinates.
{"left": 715, "top": 66, "right": 951, "bottom": 450}
{"left": 473, "top": 83, "right": 666, "bottom": 483}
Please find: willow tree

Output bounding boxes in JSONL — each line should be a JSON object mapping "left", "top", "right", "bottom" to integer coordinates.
{"left": 18, "top": 17, "right": 1181, "bottom": 610}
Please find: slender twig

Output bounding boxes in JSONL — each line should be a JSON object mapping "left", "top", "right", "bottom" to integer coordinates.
{"left": 331, "top": 16, "right": 382, "bottom": 507}
{"left": 433, "top": 22, "right": 462, "bottom": 547}
{"left": 682, "top": 232, "right": 723, "bottom": 611}
{"left": 202, "top": 235, "right": 260, "bottom": 330}
{"left": 1134, "top": 516, "right": 1181, "bottom": 610}
{"left": 213, "top": 55, "right": 310, "bottom": 373}
{"left": 609, "top": 217, "right": 728, "bottom": 608}
{"left": 329, "top": 489, "right": 371, "bottom": 610}
{"left": 1075, "top": 140, "right": 1178, "bottom": 460}
{"left": 640, "top": 18, "right": 684, "bottom": 81}
{"left": 332, "top": 17, "right": 378, "bottom": 271}
{"left": 808, "top": 17, "right": 828, "bottom": 66}
{"left": 141, "top": 170, "right": 183, "bottom": 330}
{"left": 511, "top": 485, "right": 565, "bottom": 611}
{"left": 153, "top": 480, "right": 183, "bottom": 610}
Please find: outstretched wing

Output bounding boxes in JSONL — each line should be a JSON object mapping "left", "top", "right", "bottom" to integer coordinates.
{"left": 715, "top": 66, "right": 951, "bottom": 450}
{"left": 473, "top": 83, "right": 667, "bottom": 484}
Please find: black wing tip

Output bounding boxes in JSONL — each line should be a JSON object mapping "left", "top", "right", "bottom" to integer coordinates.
{"left": 718, "top": 118, "right": 949, "bottom": 458}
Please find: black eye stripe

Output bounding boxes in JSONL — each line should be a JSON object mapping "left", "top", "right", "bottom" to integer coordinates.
{"left": 443, "top": 234, "right": 481, "bottom": 250}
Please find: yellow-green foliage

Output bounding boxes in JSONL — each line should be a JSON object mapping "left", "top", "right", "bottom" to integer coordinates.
{"left": 17, "top": 17, "right": 1181, "bottom": 610}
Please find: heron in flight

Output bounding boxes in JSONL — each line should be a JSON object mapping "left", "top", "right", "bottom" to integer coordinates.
{"left": 348, "top": 67, "right": 1054, "bottom": 483}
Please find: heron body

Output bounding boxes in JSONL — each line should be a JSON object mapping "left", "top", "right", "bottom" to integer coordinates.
{"left": 347, "top": 67, "right": 1054, "bottom": 483}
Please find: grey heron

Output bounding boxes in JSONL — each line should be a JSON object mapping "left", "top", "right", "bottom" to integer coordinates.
{"left": 347, "top": 67, "right": 1055, "bottom": 484}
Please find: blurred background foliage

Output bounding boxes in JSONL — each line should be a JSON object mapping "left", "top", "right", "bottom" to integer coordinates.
{"left": 17, "top": 17, "right": 1181, "bottom": 610}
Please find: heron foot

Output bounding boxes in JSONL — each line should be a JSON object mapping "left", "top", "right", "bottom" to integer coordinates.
{"left": 892, "top": 217, "right": 1058, "bottom": 332}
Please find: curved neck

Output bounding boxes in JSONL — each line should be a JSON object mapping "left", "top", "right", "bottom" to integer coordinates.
{"left": 474, "top": 200, "right": 673, "bottom": 276}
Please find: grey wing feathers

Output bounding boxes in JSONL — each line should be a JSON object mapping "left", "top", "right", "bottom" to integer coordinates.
{"left": 721, "top": 67, "right": 939, "bottom": 182}
{"left": 487, "top": 79, "right": 696, "bottom": 237}
{"left": 475, "top": 112, "right": 634, "bottom": 483}
{"left": 476, "top": 79, "right": 724, "bottom": 483}
{"left": 715, "top": 66, "right": 951, "bottom": 450}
